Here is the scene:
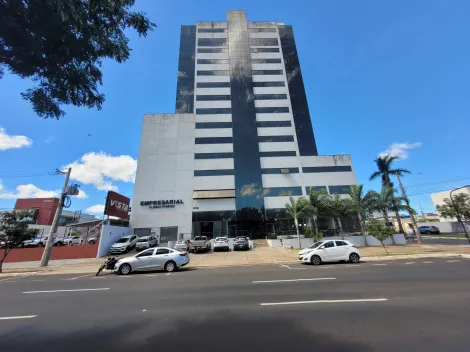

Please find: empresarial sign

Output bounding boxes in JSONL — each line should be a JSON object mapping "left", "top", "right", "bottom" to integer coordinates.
{"left": 140, "top": 199, "right": 184, "bottom": 209}
{"left": 104, "top": 191, "right": 130, "bottom": 218}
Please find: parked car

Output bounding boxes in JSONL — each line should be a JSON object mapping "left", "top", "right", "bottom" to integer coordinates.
{"left": 418, "top": 226, "right": 440, "bottom": 234}
{"left": 64, "top": 236, "right": 82, "bottom": 246}
{"left": 88, "top": 236, "right": 100, "bottom": 245}
{"left": 233, "top": 236, "right": 250, "bottom": 251}
{"left": 175, "top": 240, "right": 190, "bottom": 251}
{"left": 213, "top": 237, "right": 230, "bottom": 252}
{"left": 135, "top": 235, "right": 158, "bottom": 251}
{"left": 190, "top": 236, "right": 211, "bottom": 253}
{"left": 109, "top": 235, "right": 139, "bottom": 254}
{"left": 23, "top": 236, "right": 64, "bottom": 247}
{"left": 298, "top": 240, "right": 360, "bottom": 265}
{"left": 114, "top": 247, "right": 190, "bottom": 274}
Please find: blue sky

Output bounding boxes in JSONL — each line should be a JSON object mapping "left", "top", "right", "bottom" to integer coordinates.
{"left": 1, "top": 0, "right": 469, "bottom": 216}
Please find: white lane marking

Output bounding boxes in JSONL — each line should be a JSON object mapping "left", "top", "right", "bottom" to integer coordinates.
{"left": 345, "top": 265, "right": 361, "bottom": 267}
{"left": 119, "top": 276, "right": 133, "bottom": 278}
{"left": 31, "top": 280, "right": 46, "bottom": 282}
{"left": 261, "top": 298, "right": 388, "bottom": 306}
{"left": 372, "top": 264, "right": 388, "bottom": 266}
{"left": 23, "top": 288, "right": 110, "bottom": 294}
{"left": 447, "top": 260, "right": 461, "bottom": 263}
{"left": 291, "top": 268, "right": 306, "bottom": 270}
{"left": 422, "top": 261, "right": 434, "bottom": 264}
{"left": 63, "top": 274, "right": 94, "bottom": 281}
{"left": 253, "top": 278, "right": 336, "bottom": 284}
{"left": 318, "top": 266, "right": 333, "bottom": 269}
{"left": 145, "top": 274, "right": 159, "bottom": 277}
{"left": 279, "top": 264, "right": 291, "bottom": 269}
{"left": 0, "top": 315, "right": 37, "bottom": 321}
{"left": 91, "top": 277, "right": 106, "bottom": 279}
{"left": 0, "top": 274, "right": 33, "bottom": 283}
{"left": 404, "top": 262, "right": 416, "bottom": 265}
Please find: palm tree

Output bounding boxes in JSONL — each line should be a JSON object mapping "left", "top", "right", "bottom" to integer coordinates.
{"left": 285, "top": 196, "right": 312, "bottom": 248}
{"left": 347, "top": 185, "right": 377, "bottom": 246}
{"left": 326, "top": 194, "right": 353, "bottom": 240}
{"left": 307, "top": 187, "right": 330, "bottom": 234}
{"left": 370, "top": 155, "right": 411, "bottom": 233}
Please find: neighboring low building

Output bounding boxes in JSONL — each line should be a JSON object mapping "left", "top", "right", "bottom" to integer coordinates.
{"left": 431, "top": 187, "right": 470, "bottom": 221}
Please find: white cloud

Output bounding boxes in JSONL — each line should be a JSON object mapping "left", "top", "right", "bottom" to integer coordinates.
{"left": 0, "top": 127, "right": 32, "bottom": 151}
{"left": 379, "top": 142, "right": 422, "bottom": 160}
{"left": 63, "top": 152, "right": 137, "bottom": 191}
{"left": 0, "top": 180, "right": 59, "bottom": 199}
{"left": 86, "top": 204, "right": 105, "bottom": 214}
{"left": 75, "top": 189, "right": 88, "bottom": 199}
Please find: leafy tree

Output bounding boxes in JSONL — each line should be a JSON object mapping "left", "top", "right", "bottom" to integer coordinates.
{"left": 347, "top": 184, "right": 377, "bottom": 246}
{"left": 365, "top": 220, "right": 395, "bottom": 254}
{"left": 304, "top": 226, "right": 324, "bottom": 242}
{"left": 436, "top": 193, "right": 470, "bottom": 221}
{"left": 0, "top": 211, "right": 39, "bottom": 273}
{"left": 285, "top": 196, "right": 312, "bottom": 248}
{"left": 0, "top": 0, "right": 156, "bottom": 119}
{"left": 326, "top": 194, "right": 353, "bottom": 240}
{"left": 307, "top": 187, "right": 330, "bottom": 234}
{"left": 370, "top": 155, "right": 411, "bottom": 233}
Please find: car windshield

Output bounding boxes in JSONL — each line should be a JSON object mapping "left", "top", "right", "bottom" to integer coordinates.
{"left": 116, "top": 238, "right": 129, "bottom": 243}
{"left": 309, "top": 241, "right": 324, "bottom": 249}
{"left": 137, "top": 238, "right": 148, "bottom": 242}
{"left": 194, "top": 237, "right": 206, "bottom": 241}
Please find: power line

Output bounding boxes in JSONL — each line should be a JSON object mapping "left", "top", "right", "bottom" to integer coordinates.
{"left": 0, "top": 170, "right": 60, "bottom": 179}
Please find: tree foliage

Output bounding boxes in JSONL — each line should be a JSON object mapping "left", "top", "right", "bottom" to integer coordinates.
{"left": 307, "top": 187, "right": 330, "bottom": 233}
{"left": 436, "top": 193, "right": 470, "bottom": 221}
{"left": 285, "top": 196, "right": 312, "bottom": 248}
{"left": 0, "top": 210, "right": 39, "bottom": 272}
{"left": 0, "top": 0, "right": 156, "bottom": 118}
{"left": 365, "top": 220, "right": 395, "bottom": 254}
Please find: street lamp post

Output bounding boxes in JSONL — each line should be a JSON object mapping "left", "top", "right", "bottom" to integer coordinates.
{"left": 449, "top": 186, "right": 470, "bottom": 244}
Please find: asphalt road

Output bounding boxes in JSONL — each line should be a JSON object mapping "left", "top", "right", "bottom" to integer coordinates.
{"left": 422, "top": 236, "right": 470, "bottom": 245}
{"left": 1, "top": 258, "right": 469, "bottom": 352}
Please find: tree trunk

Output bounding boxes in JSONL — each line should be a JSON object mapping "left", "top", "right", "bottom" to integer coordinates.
{"left": 393, "top": 204, "right": 404, "bottom": 234}
{"left": 381, "top": 242, "right": 389, "bottom": 254}
{"left": 382, "top": 211, "right": 396, "bottom": 244}
{"left": 313, "top": 215, "right": 319, "bottom": 234}
{"left": 0, "top": 259, "right": 3, "bottom": 273}
{"left": 358, "top": 213, "right": 368, "bottom": 246}
{"left": 337, "top": 218, "right": 344, "bottom": 240}
{"left": 295, "top": 219, "right": 301, "bottom": 249}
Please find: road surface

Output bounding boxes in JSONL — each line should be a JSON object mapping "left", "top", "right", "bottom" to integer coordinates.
{"left": 1, "top": 258, "right": 469, "bottom": 351}
{"left": 422, "top": 236, "right": 469, "bottom": 245}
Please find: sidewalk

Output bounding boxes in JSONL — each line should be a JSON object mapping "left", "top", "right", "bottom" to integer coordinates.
{"left": 1, "top": 244, "right": 469, "bottom": 277}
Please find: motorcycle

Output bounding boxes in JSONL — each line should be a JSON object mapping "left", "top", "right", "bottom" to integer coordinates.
{"left": 96, "top": 257, "right": 118, "bottom": 276}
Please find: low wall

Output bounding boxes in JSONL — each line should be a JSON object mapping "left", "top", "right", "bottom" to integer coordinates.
{"left": 267, "top": 234, "right": 406, "bottom": 249}
{"left": 3, "top": 245, "right": 98, "bottom": 263}
{"left": 417, "top": 221, "right": 470, "bottom": 233}
{"left": 96, "top": 225, "right": 130, "bottom": 257}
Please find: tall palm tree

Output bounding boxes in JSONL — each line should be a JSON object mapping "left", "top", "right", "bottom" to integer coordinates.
{"left": 327, "top": 194, "right": 353, "bottom": 240}
{"left": 285, "top": 196, "right": 312, "bottom": 248}
{"left": 347, "top": 185, "right": 376, "bottom": 246}
{"left": 307, "top": 187, "right": 330, "bottom": 234}
{"left": 370, "top": 155, "right": 411, "bottom": 233}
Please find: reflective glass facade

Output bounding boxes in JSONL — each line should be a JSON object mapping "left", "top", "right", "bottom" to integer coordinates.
{"left": 175, "top": 25, "right": 196, "bottom": 113}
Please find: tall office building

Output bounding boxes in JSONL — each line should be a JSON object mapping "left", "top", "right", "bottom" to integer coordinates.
{"left": 131, "top": 11, "right": 357, "bottom": 241}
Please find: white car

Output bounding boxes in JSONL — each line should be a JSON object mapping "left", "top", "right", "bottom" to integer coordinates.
{"left": 135, "top": 235, "right": 158, "bottom": 251}
{"left": 213, "top": 237, "right": 230, "bottom": 252}
{"left": 109, "top": 235, "right": 139, "bottom": 254}
{"left": 298, "top": 240, "right": 360, "bottom": 265}
{"left": 113, "top": 247, "right": 190, "bottom": 274}
{"left": 23, "top": 236, "right": 65, "bottom": 247}
{"left": 64, "top": 236, "right": 82, "bottom": 246}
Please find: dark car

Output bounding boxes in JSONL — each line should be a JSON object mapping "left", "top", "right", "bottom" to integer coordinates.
{"left": 418, "top": 226, "right": 440, "bottom": 234}
{"left": 233, "top": 236, "right": 250, "bottom": 251}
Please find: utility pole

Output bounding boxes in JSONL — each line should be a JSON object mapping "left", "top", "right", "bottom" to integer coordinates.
{"left": 40, "top": 168, "right": 72, "bottom": 267}
{"left": 419, "top": 204, "right": 426, "bottom": 220}
{"left": 396, "top": 174, "right": 423, "bottom": 244}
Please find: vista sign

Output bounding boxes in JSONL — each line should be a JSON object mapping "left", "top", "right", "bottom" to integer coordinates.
{"left": 104, "top": 191, "right": 130, "bottom": 218}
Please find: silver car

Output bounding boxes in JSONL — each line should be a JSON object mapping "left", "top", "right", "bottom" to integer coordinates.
{"left": 109, "top": 235, "right": 138, "bottom": 254}
{"left": 135, "top": 235, "right": 158, "bottom": 251}
{"left": 114, "top": 247, "right": 190, "bottom": 274}
{"left": 213, "top": 237, "right": 230, "bottom": 252}
{"left": 174, "top": 240, "right": 190, "bottom": 251}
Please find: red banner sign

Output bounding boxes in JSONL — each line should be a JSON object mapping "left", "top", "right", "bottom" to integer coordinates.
{"left": 104, "top": 191, "right": 130, "bottom": 218}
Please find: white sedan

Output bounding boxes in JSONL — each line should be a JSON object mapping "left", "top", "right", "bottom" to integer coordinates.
{"left": 298, "top": 240, "right": 360, "bottom": 265}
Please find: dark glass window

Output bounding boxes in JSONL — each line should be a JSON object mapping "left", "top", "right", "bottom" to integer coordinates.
{"left": 197, "top": 59, "right": 229, "bottom": 64}
{"left": 195, "top": 122, "right": 232, "bottom": 129}
{"left": 195, "top": 137, "right": 233, "bottom": 144}
{"left": 252, "top": 81, "right": 285, "bottom": 87}
{"left": 302, "top": 166, "right": 352, "bottom": 173}
{"left": 256, "top": 121, "right": 291, "bottom": 127}
{"left": 197, "top": 71, "right": 229, "bottom": 76}
{"left": 198, "top": 38, "right": 227, "bottom": 47}
{"left": 258, "top": 135, "right": 294, "bottom": 142}
{"left": 195, "top": 153, "right": 234, "bottom": 159}
{"left": 255, "top": 107, "right": 290, "bottom": 113}
{"left": 323, "top": 241, "right": 335, "bottom": 248}
{"left": 251, "top": 58, "right": 282, "bottom": 64}
{"left": 198, "top": 28, "right": 226, "bottom": 33}
{"left": 192, "top": 211, "right": 235, "bottom": 222}
{"left": 175, "top": 26, "right": 196, "bottom": 113}
{"left": 194, "top": 170, "right": 235, "bottom": 176}
{"left": 196, "top": 95, "right": 231, "bottom": 101}
{"left": 259, "top": 151, "right": 296, "bottom": 157}
{"left": 306, "top": 186, "right": 328, "bottom": 192}
{"left": 261, "top": 168, "right": 299, "bottom": 174}
{"left": 335, "top": 241, "right": 348, "bottom": 246}
{"left": 197, "top": 82, "right": 231, "bottom": 88}
{"left": 279, "top": 25, "right": 318, "bottom": 156}
{"left": 263, "top": 187, "right": 302, "bottom": 197}
{"left": 252, "top": 70, "right": 283, "bottom": 75}
{"left": 250, "top": 38, "right": 279, "bottom": 46}
{"left": 251, "top": 48, "right": 279, "bottom": 53}
{"left": 329, "top": 185, "right": 352, "bottom": 194}
{"left": 155, "top": 248, "right": 171, "bottom": 255}
{"left": 196, "top": 108, "right": 232, "bottom": 115}
{"left": 249, "top": 28, "right": 277, "bottom": 33}
{"left": 197, "top": 48, "right": 228, "bottom": 53}
{"left": 254, "top": 94, "right": 287, "bottom": 100}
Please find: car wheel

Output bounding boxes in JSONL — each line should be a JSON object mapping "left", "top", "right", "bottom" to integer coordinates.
{"left": 125, "top": 246, "right": 129, "bottom": 253}
{"left": 37, "top": 242, "right": 43, "bottom": 248}
{"left": 56, "top": 242, "right": 62, "bottom": 247}
{"left": 349, "top": 253, "right": 360, "bottom": 263}
{"left": 164, "top": 261, "right": 177, "bottom": 273}
{"left": 89, "top": 240, "right": 96, "bottom": 245}
{"left": 310, "top": 255, "right": 322, "bottom": 265}
{"left": 119, "top": 264, "right": 132, "bottom": 275}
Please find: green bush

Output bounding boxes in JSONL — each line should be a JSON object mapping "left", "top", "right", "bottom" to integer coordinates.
{"left": 304, "top": 227, "right": 324, "bottom": 242}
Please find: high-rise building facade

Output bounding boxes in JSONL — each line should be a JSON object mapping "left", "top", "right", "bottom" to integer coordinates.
{"left": 131, "top": 11, "right": 357, "bottom": 241}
